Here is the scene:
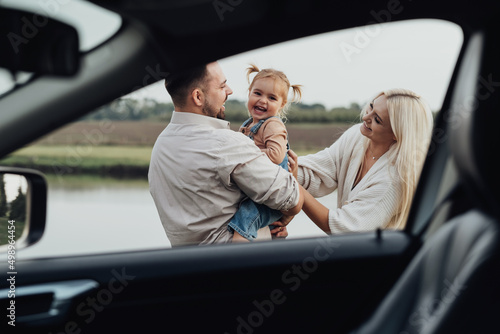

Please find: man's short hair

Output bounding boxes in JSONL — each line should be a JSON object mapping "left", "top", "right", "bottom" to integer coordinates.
{"left": 164, "top": 64, "right": 208, "bottom": 107}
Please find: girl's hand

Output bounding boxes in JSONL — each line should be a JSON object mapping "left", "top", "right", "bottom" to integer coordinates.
{"left": 288, "top": 149, "right": 299, "bottom": 179}
{"left": 270, "top": 225, "right": 288, "bottom": 239}
{"left": 270, "top": 214, "right": 295, "bottom": 239}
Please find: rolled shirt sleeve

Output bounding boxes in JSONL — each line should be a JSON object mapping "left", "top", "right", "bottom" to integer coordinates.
{"left": 217, "top": 132, "right": 300, "bottom": 212}
{"left": 258, "top": 119, "right": 288, "bottom": 165}
{"left": 298, "top": 145, "right": 339, "bottom": 198}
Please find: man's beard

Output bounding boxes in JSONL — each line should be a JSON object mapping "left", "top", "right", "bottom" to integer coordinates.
{"left": 216, "top": 109, "right": 225, "bottom": 120}
{"left": 202, "top": 98, "right": 225, "bottom": 120}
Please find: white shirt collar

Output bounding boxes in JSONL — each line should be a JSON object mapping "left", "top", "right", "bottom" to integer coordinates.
{"left": 171, "top": 110, "right": 231, "bottom": 130}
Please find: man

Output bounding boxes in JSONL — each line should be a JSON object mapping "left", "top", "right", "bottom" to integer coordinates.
{"left": 149, "top": 62, "right": 303, "bottom": 246}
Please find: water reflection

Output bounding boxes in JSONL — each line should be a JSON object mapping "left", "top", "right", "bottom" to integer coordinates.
{"left": 19, "top": 176, "right": 328, "bottom": 259}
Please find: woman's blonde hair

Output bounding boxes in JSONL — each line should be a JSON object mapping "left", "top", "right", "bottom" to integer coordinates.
{"left": 360, "top": 88, "right": 434, "bottom": 229}
{"left": 246, "top": 64, "right": 302, "bottom": 120}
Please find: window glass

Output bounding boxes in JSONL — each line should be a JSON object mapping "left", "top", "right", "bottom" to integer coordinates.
{"left": 2, "top": 19, "right": 462, "bottom": 258}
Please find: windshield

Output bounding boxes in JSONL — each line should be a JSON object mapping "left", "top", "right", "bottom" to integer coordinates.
{"left": 0, "top": 0, "right": 122, "bottom": 96}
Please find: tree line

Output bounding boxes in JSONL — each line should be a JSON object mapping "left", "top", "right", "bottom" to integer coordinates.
{"left": 80, "top": 98, "right": 364, "bottom": 124}
{"left": 0, "top": 175, "right": 26, "bottom": 222}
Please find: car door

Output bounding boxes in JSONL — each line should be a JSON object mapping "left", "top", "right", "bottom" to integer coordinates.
{"left": 0, "top": 1, "right": 474, "bottom": 333}
{"left": 4, "top": 229, "right": 415, "bottom": 333}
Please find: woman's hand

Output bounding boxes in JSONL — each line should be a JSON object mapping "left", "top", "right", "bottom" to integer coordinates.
{"left": 288, "top": 149, "right": 299, "bottom": 179}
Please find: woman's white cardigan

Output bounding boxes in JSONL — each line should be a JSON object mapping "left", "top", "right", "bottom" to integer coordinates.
{"left": 297, "top": 124, "right": 402, "bottom": 233}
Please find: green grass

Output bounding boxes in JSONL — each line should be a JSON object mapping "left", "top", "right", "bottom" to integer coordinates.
{"left": 43, "top": 174, "right": 149, "bottom": 188}
{"left": 0, "top": 145, "right": 153, "bottom": 178}
{"left": 8, "top": 145, "right": 152, "bottom": 161}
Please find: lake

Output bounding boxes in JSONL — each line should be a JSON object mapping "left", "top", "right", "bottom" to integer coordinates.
{"left": 19, "top": 177, "right": 331, "bottom": 259}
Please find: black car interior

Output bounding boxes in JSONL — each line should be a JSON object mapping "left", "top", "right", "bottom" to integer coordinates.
{"left": 1, "top": 1, "right": 500, "bottom": 333}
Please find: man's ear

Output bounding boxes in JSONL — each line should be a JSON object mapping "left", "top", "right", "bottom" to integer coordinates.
{"left": 191, "top": 88, "right": 204, "bottom": 107}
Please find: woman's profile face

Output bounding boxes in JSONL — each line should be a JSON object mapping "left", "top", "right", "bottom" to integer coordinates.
{"left": 360, "top": 94, "right": 395, "bottom": 145}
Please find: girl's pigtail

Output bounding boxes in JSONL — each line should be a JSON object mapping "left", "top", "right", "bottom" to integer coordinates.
{"left": 290, "top": 84, "right": 303, "bottom": 104}
{"left": 246, "top": 64, "right": 260, "bottom": 84}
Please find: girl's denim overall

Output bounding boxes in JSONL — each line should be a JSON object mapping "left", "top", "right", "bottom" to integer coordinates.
{"left": 228, "top": 117, "right": 289, "bottom": 240}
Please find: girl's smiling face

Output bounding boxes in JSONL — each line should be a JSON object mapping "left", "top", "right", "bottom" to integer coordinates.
{"left": 247, "top": 77, "right": 285, "bottom": 122}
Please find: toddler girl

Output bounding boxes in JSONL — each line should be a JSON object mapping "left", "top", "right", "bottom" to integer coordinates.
{"left": 229, "top": 64, "right": 302, "bottom": 242}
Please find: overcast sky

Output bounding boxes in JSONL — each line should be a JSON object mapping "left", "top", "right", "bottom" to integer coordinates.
{"left": 131, "top": 19, "right": 463, "bottom": 112}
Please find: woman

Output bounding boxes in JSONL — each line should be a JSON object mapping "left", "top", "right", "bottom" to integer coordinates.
{"left": 287, "top": 89, "right": 433, "bottom": 234}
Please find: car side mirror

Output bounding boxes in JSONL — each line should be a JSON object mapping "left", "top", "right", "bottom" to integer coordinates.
{"left": 0, "top": 7, "right": 80, "bottom": 76}
{"left": 0, "top": 167, "right": 47, "bottom": 249}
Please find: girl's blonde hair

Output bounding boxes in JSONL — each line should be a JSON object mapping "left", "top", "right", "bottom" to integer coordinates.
{"left": 360, "top": 88, "right": 434, "bottom": 230}
{"left": 246, "top": 64, "right": 302, "bottom": 120}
